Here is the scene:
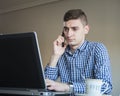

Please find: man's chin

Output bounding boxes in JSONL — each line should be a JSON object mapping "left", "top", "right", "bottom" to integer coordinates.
{"left": 68, "top": 43, "right": 76, "bottom": 46}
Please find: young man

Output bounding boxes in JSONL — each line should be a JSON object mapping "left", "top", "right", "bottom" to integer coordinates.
{"left": 44, "top": 9, "right": 112, "bottom": 94}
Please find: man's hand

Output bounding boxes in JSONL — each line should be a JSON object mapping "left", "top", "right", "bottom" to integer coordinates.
{"left": 45, "top": 79, "right": 69, "bottom": 92}
{"left": 53, "top": 35, "right": 67, "bottom": 56}
{"left": 48, "top": 35, "right": 67, "bottom": 67}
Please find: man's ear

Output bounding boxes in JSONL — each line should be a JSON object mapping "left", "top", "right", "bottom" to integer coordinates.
{"left": 84, "top": 25, "right": 90, "bottom": 34}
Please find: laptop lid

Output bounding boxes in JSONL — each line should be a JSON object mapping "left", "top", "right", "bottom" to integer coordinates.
{"left": 0, "top": 32, "right": 46, "bottom": 92}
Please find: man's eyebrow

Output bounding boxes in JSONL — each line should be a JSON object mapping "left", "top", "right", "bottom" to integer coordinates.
{"left": 71, "top": 26, "right": 79, "bottom": 28}
{"left": 63, "top": 26, "right": 68, "bottom": 29}
{"left": 64, "top": 26, "right": 79, "bottom": 28}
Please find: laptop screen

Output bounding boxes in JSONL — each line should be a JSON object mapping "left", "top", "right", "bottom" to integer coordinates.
{"left": 0, "top": 32, "right": 46, "bottom": 90}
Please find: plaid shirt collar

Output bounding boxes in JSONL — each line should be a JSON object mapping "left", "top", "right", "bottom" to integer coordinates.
{"left": 65, "top": 40, "right": 88, "bottom": 55}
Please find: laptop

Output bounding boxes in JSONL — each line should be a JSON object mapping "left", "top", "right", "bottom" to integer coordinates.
{"left": 0, "top": 32, "right": 72, "bottom": 96}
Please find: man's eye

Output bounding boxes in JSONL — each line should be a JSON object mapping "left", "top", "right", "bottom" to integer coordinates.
{"left": 64, "top": 27, "right": 69, "bottom": 32}
{"left": 72, "top": 27, "right": 78, "bottom": 31}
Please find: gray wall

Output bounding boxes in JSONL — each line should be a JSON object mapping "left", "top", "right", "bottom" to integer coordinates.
{"left": 0, "top": 0, "right": 120, "bottom": 95}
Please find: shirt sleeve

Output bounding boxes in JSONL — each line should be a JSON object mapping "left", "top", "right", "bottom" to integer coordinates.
{"left": 94, "top": 43, "right": 112, "bottom": 94}
{"left": 73, "top": 82, "right": 86, "bottom": 94}
{"left": 44, "top": 65, "right": 59, "bottom": 80}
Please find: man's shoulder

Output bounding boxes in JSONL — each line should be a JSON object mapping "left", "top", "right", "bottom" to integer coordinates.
{"left": 86, "top": 41, "right": 105, "bottom": 47}
{"left": 86, "top": 41, "right": 107, "bottom": 51}
{"left": 86, "top": 41, "right": 107, "bottom": 52}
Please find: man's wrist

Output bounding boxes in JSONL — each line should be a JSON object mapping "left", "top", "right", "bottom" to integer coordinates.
{"left": 49, "top": 55, "right": 60, "bottom": 67}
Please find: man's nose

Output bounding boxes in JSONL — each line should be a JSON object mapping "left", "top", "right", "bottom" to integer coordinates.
{"left": 67, "top": 29, "right": 73, "bottom": 37}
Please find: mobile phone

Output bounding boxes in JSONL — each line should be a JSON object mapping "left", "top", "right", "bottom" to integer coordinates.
{"left": 61, "top": 32, "right": 65, "bottom": 47}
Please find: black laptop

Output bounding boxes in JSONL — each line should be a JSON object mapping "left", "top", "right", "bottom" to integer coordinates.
{"left": 0, "top": 32, "right": 71, "bottom": 96}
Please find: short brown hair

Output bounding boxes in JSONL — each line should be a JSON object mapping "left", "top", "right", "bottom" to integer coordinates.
{"left": 63, "top": 9, "right": 88, "bottom": 26}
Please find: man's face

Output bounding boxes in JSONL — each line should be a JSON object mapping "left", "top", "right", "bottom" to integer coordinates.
{"left": 63, "top": 19, "right": 89, "bottom": 48}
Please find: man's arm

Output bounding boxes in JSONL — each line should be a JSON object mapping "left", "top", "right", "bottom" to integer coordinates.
{"left": 45, "top": 35, "right": 66, "bottom": 78}
{"left": 48, "top": 35, "right": 66, "bottom": 67}
{"left": 44, "top": 35, "right": 68, "bottom": 91}
{"left": 44, "top": 66, "right": 59, "bottom": 80}
{"left": 94, "top": 43, "right": 112, "bottom": 94}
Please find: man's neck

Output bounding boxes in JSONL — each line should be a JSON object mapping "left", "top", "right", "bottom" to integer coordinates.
{"left": 70, "top": 40, "right": 85, "bottom": 53}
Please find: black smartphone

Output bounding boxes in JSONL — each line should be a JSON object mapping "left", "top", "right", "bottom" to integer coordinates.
{"left": 61, "top": 32, "right": 65, "bottom": 47}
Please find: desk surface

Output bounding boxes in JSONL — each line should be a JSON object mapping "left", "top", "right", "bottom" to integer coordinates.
{"left": 75, "top": 94, "right": 112, "bottom": 96}
{"left": 0, "top": 92, "right": 112, "bottom": 96}
{"left": 0, "top": 94, "right": 112, "bottom": 96}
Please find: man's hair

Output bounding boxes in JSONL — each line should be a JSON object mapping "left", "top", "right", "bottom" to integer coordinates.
{"left": 63, "top": 9, "right": 88, "bottom": 26}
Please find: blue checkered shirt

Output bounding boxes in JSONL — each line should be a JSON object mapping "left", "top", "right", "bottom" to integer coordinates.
{"left": 45, "top": 40, "right": 112, "bottom": 94}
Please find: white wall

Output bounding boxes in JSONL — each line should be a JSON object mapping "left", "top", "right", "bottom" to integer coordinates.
{"left": 0, "top": 0, "right": 120, "bottom": 95}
